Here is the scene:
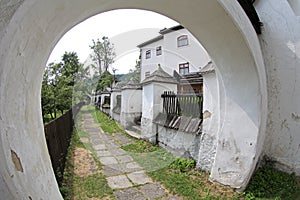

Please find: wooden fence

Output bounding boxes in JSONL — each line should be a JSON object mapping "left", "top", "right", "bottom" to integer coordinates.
{"left": 161, "top": 91, "right": 203, "bottom": 119}
{"left": 44, "top": 102, "right": 83, "bottom": 185}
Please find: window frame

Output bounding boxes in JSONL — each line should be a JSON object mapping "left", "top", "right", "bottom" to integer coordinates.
{"left": 179, "top": 62, "right": 189, "bottom": 75}
{"left": 156, "top": 46, "right": 162, "bottom": 56}
{"left": 145, "top": 50, "right": 151, "bottom": 59}
{"left": 177, "top": 35, "right": 189, "bottom": 47}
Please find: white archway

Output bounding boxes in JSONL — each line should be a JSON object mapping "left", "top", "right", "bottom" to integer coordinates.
{"left": 0, "top": 0, "right": 267, "bottom": 198}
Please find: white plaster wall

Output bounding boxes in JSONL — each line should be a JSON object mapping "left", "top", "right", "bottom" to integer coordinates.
{"left": 140, "top": 39, "right": 164, "bottom": 81}
{"left": 140, "top": 29, "right": 210, "bottom": 82}
{"left": 163, "top": 29, "right": 210, "bottom": 73}
{"left": 197, "top": 71, "right": 220, "bottom": 172}
{"left": 142, "top": 84, "right": 154, "bottom": 119}
{"left": 202, "top": 72, "right": 220, "bottom": 136}
{"left": 142, "top": 82, "right": 177, "bottom": 120}
{"left": 141, "top": 82, "right": 177, "bottom": 141}
{"left": 121, "top": 89, "right": 142, "bottom": 113}
{"left": 0, "top": 0, "right": 267, "bottom": 197}
{"left": 158, "top": 126, "right": 201, "bottom": 160}
{"left": 255, "top": 0, "right": 300, "bottom": 174}
{"left": 110, "top": 90, "right": 121, "bottom": 117}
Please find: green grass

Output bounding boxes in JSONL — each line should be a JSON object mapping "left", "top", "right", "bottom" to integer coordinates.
{"left": 81, "top": 105, "right": 300, "bottom": 200}
{"left": 59, "top": 107, "right": 114, "bottom": 200}
{"left": 148, "top": 160, "right": 241, "bottom": 200}
{"left": 89, "top": 105, "right": 240, "bottom": 199}
{"left": 87, "top": 105, "right": 124, "bottom": 134}
{"left": 122, "top": 137, "right": 240, "bottom": 199}
{"left": 244, "top": 164, "right": 300, "bottom": 200}
{"left": 122, "top": 139, "right": 160, "bottom": 153}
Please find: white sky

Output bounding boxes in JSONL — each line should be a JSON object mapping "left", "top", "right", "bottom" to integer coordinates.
{"left": 47, "top": 9, "right": 178, "bottom": 74}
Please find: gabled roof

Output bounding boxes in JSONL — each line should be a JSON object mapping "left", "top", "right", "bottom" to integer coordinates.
{"left": 198, "top": 61, "right": 215, "bottom": 75}
{"left": 142, "top": 65, "right": 178, "bottom": 85}
{"left": 121, "top": 79, "right": 142, "bottom": 90}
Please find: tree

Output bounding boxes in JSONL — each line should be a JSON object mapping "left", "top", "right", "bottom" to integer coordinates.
{"left": 41, "top": 66, "right": 55, "bottom": 119}
{"left": 96, "top": 71, "right": 114, "bottom": 91}
{"left": 124, "top": 58, "right": 141, "bottom": 82}
{"left": 90, "top": 36, "right": 116, "bottom": 75}
{"left": 41, "top": 52, "right": 89, "bottom": 122}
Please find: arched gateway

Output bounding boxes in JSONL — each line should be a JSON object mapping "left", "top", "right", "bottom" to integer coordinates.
{"left": 0, "top": 0, "right": 267, "bottom": 198}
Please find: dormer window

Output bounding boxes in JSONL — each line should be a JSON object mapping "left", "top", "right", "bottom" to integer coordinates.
{"left": 146, "top": 50, "right": 151, "bottom": 59}
{"left": 177, "top": 35, "right": 188, "bottom": 47}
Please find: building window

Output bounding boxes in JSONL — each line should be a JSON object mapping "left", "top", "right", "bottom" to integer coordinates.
{"left": 156, "top": 46, "right": 162, "bottom": 56}
{"left": 145, "top": 71, "right": 150, "bottom": 78}
{"left": 146, "top": 50, "right": 151, "bottom": 59}
{"left": 177, "top": 35, "right": 188, "bottom": 47}
{"left": 179, "top": 62, "right": 189, "bottom": 75}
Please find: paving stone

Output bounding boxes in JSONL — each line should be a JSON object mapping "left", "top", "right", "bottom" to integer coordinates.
{"left": 103, "top": 164, "right": 124, "bottom": 176}
{"left": 103, "top": 139, "right": 116, "bottom": 144}
{"left": 109, "top": 148, "right": 127, "bottom": 156}
{"left": 120, "top": 162, "right": 143, "bottom": 173}
{"left": 106, "top": 175, "right": 132, "bottom": 189}
{"left": 114, "top": 188, "right": 146, "bottom": 200}
{"left": 114, "top": 133, "right": 133, "bottom": 145}
{"left": 106, "top": 143, "right": 120, "bottom": 149}
{"left": 102, "top": 134, "right": 114, "bottom": 140}
{"left": 89, "top": 133, "right": 100, "bottom": 138}
{"left": 80, "top": 137, "right": 89, "bottom": 143}
{"left": 85, "top": 128, "right": 100, "bottom": 133}
{"left": 127, "top": 171, "right": 151, "bottom": 185}
{"left": 140, "top": 183, "right": 167, "bottom": 200}
{"left": 93, "top": 144, "right": 106, "bottom": 150}
{"left": 96, "top": 150, "right": 112, "bottom": 157}
{"left": 91, "top": 139, "right": 103, "bottom": 145}
{"left": 116, "top": 155, "right": 133, "bottom": 163}
{"left": 99, "top": 156, "right": 118, "bottom": 165}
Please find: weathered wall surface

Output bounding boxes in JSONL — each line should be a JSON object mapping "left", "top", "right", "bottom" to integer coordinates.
{"left": 197, "top": 71, "right": 220, "bottom": 172}
{"left": 0, "top": 0, "right": 268, "bottom": 197}
{"left": 110, "top": 90, "right": 121, "bottom": 121}
{"left": 141, "top": 82, "right": 177, "bottom": 142}
{"left": 255, "top": 1, "right": 300, "bottom": 174}
{"left": 158, "top": 126, "right": 201, "bottom": 160}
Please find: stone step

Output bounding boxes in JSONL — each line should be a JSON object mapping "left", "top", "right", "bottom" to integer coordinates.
{"left": 132, "top": 125, "right": 141, "bottom": 133}
{"left": 125, "top": 129, "right": 141, "bottom": 139}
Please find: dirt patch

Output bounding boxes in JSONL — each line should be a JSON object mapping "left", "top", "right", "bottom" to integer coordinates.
{"left": 74, "top": 147, "right": 98, "bottom": 177}
{"left": 190, "top": 171, "right": 240, "bottom": 199}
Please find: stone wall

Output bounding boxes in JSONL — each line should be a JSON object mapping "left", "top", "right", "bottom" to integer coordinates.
{"left": 157, "top": 125, "right": 201, "bottom": 160}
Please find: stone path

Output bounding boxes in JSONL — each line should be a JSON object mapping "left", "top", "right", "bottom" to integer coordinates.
{"left": 81, "top": 110, "right": 182, "bottom": 200}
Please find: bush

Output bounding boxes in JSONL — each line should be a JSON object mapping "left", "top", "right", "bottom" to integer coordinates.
{"left": 170, "top": 158, "right": 196, "bottom": 172}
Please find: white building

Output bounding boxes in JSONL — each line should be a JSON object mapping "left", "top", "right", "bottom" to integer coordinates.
{"left": 138, "top": 25, "right": 210, "bottom": 82}
{"left": 2, "top": 1, "right": 300, "bottom": 197}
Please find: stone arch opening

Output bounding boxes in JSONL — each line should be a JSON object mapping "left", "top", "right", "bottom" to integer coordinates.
{"left": 0, "top": 0, "right": 267, "bottom": 198}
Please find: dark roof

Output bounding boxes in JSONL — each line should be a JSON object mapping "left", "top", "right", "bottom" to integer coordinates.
{"left": 137, "top": 24, "right": 182, "bottom": 48}
{"left": 159, "top": 25, "right": 184, "bottom": 35}
{"left": 137, "top": 35, "right": 163, "bottom": 48}
{"left": 180, "top": 72, "right": 203, "bottom": 85}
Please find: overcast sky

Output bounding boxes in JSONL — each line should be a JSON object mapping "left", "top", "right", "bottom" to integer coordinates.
{"left": 47, "top": 9, "right": 178, "bottom": 74}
